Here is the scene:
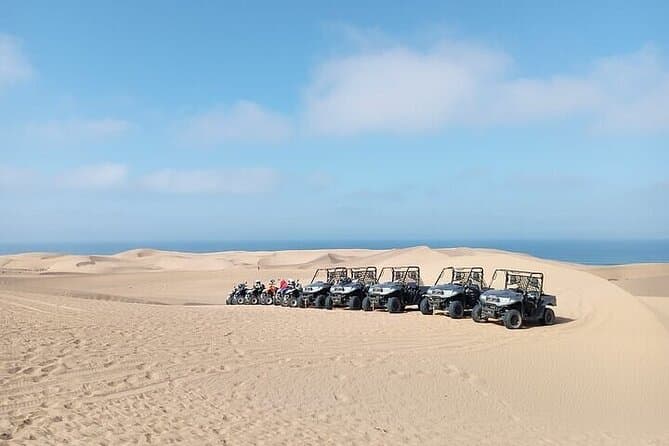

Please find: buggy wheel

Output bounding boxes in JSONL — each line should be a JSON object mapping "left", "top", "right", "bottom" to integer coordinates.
{"left": 226, "top": 296, "right": 233, "bottom": 305}
{"left": 274, "top": 295, "right": 282, "bottom": 306}
{"left": 296, "top": 296, "right": 305, "bottom": 308}
{"left": 324, "top": 296, "right": 333, "bottom": 310}
{"left": 289, "top": 296, "right": 299, "bottom": 308}
{"left": 265, "top": 294, "right": 274, "bottom": 305}
{"left": 419, "top": 297, "right": 432, "bottom": 315}
{"left": 503, "top": 309, "right": 523, "bottom": 329}
{"left": 448, "top": 300, "right": 464, "bottom": 319}
{"left": 236, "top": 296, "right": 245, "bottom": 305}
{"left": 250, "top": 295, "right": 260, "bottom": 305}
{"left": 471, "top": 304, "right": 486, "bottom": 322}
{"left": 314, "top": 295, "right": 325, "bottom": 308}
{"left": 362, "top": 296, "right": 372, "bottom": 312}
{"left": 349, "top": 295, "right": 362, "bottom": 310}
{"left": 543, "top": 308, "right": 556, "bottom": 325}
{"left": 388, "top": 297, "right": 402, "bottom": 314}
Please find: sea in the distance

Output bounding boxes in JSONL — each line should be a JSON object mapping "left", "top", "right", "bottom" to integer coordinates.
{"left": 0, "top": 239, "right": 668, "bottom": 265}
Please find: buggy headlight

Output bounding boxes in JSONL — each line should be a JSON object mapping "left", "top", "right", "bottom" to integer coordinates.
{"left": 497, "top": 297, "right": 512, "bottom": 305}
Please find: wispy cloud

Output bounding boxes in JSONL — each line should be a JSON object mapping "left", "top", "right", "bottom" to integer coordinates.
{"left": 25, "top": 118, "right": 130, "bottom": 144}
{"left": 0, "top": 34, "right": 33, "bottom": 91}
{"left": 138, "top": 167, "right": 280, "bottom": 194}
{"left": 1, "top": 164, "right": 279, "bottom": 195}
{"left": 182, "top": 101, "right": 292, "bottom": 147}
{"left": 56, "top": 163, "right": 129, "bottom": 189}
{"left": 303, "top": 32, "right": 669, "bottom": 135}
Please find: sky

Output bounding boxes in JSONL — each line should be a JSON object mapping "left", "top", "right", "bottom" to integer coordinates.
{"left": 1, "top": 0, "right": 668, "bottom": 243}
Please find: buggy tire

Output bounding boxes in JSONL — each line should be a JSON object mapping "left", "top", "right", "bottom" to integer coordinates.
{"left": 289, "top": 296, "right": 299, "bottom": 308}
{"left": 503, "top": 309, "right": 523, "bottom": 329}
{"left": 362, "top": 296, "right": 372, "bottom": 312}
{"left": 349, "top": 295, "right": 362, "bottom": 310}
{"left": 250, "top": 295, "right": 260, "bottom": 305}
{"left": 297, "top": 296, "right": 305, "bottom": 308}
{"left": 265, "top": 294, "right": 275, "bottom": 305}
{"left": 324, "top": 296, "right": 333, "bottom": 310}
{"left": 543, "top": 308, "right": 556, "bottom": 325}
{"left": 236, "top": 296, "right": 245, "bottom": 305}
{"left": 274, "top": 295, "right": 282, "bottom": 306}
{"left": 388, "top": 297, "right": 402, "bottom": 314}
{"left": 448, "top": 300, "right": 464, "bottom": 319}
{"left": 419, "top": 297, "right": 432, "bottom": 315}
{"left": 226, "top": 296, "right": 233, "bottom": 305}
{"left": 471, "top": 304, "right": 486, "bottom": 322}
{"left": 314, "top": 295, "right": 325, "bottom": 308}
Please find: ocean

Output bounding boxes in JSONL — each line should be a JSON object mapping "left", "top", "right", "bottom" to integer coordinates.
{"left": 0, "top": 239, "right": 668, "bottom": 265}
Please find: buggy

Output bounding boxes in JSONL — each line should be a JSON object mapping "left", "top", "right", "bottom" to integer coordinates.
{"left": 298, "top": 267, "right": 349, "bottom": 308}
{"left": 420, "top": 267, "right": 487, "bottom": 318}
{"left": 363, "top": 266, "right": 426, "bottom": 313}
{"left": 473, "top": 270, "right": 557, "bottom": 329}
{"left": 327, "top": 266, "right": 378, "bottom": 310}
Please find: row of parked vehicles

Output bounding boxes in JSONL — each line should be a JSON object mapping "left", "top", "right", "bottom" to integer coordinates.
{"left": 226, "top": 266, "right": 557, "bottom": 329}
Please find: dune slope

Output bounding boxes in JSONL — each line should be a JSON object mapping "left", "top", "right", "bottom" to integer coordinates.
{"left": 1, "top": 247, "right": 668, "bottom": 445}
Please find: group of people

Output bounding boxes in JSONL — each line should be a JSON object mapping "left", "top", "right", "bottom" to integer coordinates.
{"left": 248, "top": 278, "right": 303, "bottom": 299}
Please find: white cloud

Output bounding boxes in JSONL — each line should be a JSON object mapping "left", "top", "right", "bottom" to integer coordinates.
{"left": 182, "top": 101, "right": 292, "bottom": 146}
{"left": 303, "top": 35, "right": 669, "bottom": 135}
{"left": 0, "top": 165, "right": 37, "bottom": 189}
{"left": 139, "top": 167, "right": 280, "bottom": 194}
{"left": 56, "top": 163, "right": 129, "bottom": 189}
{"left": 0, "top": 163, "right": 128, "bottom": 191}
{"left": 304, "top": 41, "right": 508, "bottom": 134}
{"left": 0, "top": 34, "right": 33, "bottom": 90}
{"left": 26, "top": 118, "right": 130, "bottom": 144}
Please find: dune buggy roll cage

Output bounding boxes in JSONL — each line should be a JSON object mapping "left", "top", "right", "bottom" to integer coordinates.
{"left": 310, "top": 267, "right": 349, "bottom": 284}
{"left": 434, "top": 267, "right": 486, "bottom": 287}
{"left": 490, "top": 269, "right": 544, "bottom": 294}
{"left": 349, "top": 266, "right": 378, "bottom": 284}
{"left": 377, "top": 266, "right": 421, "bottom": 284}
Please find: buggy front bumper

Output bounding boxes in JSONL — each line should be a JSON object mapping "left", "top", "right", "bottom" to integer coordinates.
{"left": 481, "top": 303, "right": 504, "bottom": 319}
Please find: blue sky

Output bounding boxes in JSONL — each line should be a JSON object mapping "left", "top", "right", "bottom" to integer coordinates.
{"left": 1, "top": 1, "right": 668, "bottom": 243}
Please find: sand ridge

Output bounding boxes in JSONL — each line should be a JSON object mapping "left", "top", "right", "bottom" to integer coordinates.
{"left": 1, "top": 247, "right": 669, "bottom": 445}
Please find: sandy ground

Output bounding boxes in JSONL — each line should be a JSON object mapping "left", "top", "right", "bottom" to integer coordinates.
{"left": 1, "top": 247, "right": 668, "bottom": 445}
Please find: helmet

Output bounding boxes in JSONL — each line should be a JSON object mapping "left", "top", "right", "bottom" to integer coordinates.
{"left": 255, "top": 280, "right": 261, "bottom": 286}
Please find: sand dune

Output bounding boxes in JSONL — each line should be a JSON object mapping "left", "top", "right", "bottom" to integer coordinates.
{"left": 1, "top": 247, "right": 668, "bottom": 445}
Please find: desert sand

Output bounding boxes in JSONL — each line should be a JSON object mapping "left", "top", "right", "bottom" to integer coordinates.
{"left": 1, "top": 247, "right": 668, "bottom": 445}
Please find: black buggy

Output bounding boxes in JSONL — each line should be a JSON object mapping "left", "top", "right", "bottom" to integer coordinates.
{"left": 363, "top": 266, "right": 426, "bottom": 313}
{"left": 327, "top": 266, "right": 378, "bottom": 310}
{"left": 297, "top": 267, "right": 349, "bottom": 308}
{"left": 420, "top": 267, "right": 487, "bottom": 318}
{"left": 473, "top": 269, "right": 557, "bottom": 329}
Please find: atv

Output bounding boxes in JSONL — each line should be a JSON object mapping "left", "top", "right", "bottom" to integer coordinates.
{"left": 420, "top": 267, "right": 487, "bottom": 318}
{"left": 261, "top": 281, "right": 279, "bottom": 305}
{"left": 327, "top": 266, "right": 378, "bottom": 310}
{"left": 363, "top": 266, "right": 426, "bottom": 313}
{"left": 278, "top": 281, "right": 302, "bottom": 307}
{"left": 298, "top": 267, "right": 348, "bottom": 308}
{"left": 227, "top": 282, "right": 249, "bottom": 305}
{"left": 472, "top": 269, "right": 557, "bottom": 329}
